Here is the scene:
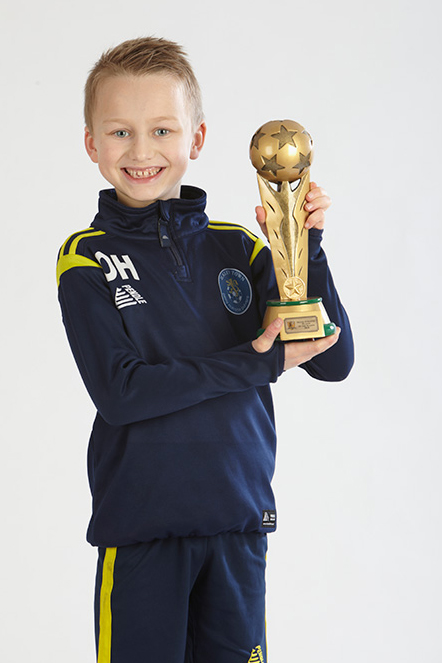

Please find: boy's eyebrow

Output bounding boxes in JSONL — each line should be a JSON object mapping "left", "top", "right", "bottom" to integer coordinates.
{"left": 102, "top": 116, "right": 181, "bottom": 124}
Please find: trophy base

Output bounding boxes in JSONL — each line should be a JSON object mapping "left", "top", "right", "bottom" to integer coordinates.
{"left": 262, "top": 298, "right": 336, "bottom": 341}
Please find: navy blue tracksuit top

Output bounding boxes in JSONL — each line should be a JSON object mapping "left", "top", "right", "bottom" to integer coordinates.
{"left": 57, "top": 186, "right": 354, "bottom": 547}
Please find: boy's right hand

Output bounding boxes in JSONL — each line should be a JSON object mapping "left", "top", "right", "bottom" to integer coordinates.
{"left": 252, "top": 318, "right": 341, "bottom": 371}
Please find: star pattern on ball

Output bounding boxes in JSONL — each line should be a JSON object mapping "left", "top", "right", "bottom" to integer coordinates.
{"left": 271, "top": 124, "right": 298, "bottom": 149}
{"left": 302, "top": 129, "right": 313, "bottom": 145}
{"left": 261, "top": 154, "right": 286, "bottom": 177}
{"left": 293, "top": 151, "right": 312, "bottom": 173}
{"left": 250, "top": 131, "right": 266, "bottom": 150}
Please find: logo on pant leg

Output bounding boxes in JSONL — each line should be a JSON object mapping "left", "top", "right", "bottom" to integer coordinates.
{"left": 248, "top": 645, "right": 265, "bottom": 662}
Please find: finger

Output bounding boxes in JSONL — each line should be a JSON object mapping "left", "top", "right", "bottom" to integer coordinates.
{"left": 305, "top": 208, "right": 325, "bottom": 230}
{"left": 306, "top": 184, "right": 328, "bottom": 202}
{"left": 255, "top": 205, "right": 266, "bottom": 224}
{"left": 304, "top": 189, "right": 331, "bottom": 229}
{"left": 252, "top": 318, "right": 283, "bottom": 353}
{"left": 255, "top": 205, "right": 269, "bottom": 240}
{"left": 304, "top": 195, "right": 331, "bottom": 212}
{"left": 307, "top": 327, "right": 340, "bottom": 354}
{"left": 305, "top": 327, "right": 340, "bottom": 357}
{"left": 283, "top": 327, "right": 341, "bottom": 370}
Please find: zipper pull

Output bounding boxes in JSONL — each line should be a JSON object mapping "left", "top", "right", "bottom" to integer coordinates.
{"left": 158, "top": 219, "right": 171, "bottom": 248}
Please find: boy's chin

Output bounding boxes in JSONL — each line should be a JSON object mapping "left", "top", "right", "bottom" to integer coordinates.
{"left": 115, "top": 192, "right": 156, "bottom": 208}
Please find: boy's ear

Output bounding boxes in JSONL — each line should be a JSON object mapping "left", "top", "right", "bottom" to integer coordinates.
{"left": 190, "top": 122, "right": 207, "bottom": 160}
{"left": 84, "top": 127, "right": 99, "bottom": 163}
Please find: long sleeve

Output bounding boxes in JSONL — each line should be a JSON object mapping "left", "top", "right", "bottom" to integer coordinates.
{"left": 300, "top": 228, "right": 354, "bottom": 380}
{"left": 58, "top": 264, "right": 284, "bottom": 426}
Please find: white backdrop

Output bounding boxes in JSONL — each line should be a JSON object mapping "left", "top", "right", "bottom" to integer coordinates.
{"left": 2, "top": 0, "right": 441, "bottom": 661}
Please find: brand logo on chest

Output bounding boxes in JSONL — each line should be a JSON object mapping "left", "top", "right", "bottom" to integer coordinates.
{"left": 218, "top": 268, "right": 252, "bottom": 315}
{"left": 114, "top": 285, "right": 147, "bottom": 309}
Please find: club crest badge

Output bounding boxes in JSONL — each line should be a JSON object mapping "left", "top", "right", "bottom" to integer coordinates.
{"left": 218, "top": 268, "right": 252, "bottom": 315}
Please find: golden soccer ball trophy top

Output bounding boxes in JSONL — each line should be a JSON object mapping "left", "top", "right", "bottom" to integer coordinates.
{"left": 249, "top": 119, "right": 314, "bottom": 184}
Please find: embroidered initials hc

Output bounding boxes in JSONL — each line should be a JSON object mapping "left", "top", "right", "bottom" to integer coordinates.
{"left": 95, "top": 252, "right": 140, "bottom": 282}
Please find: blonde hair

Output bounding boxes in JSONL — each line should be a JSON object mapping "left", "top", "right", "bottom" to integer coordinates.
{"left": 84, "top": 37, "right": 203, "bottom": 130}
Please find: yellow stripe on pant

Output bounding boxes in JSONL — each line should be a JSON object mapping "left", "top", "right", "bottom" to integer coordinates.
{"left": 98, "top": 547, "right": 117, "bottom": 663}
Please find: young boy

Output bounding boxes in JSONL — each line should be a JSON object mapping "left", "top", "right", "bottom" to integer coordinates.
{"left": 57, "top": 37, "right": 353, "bottom": 663}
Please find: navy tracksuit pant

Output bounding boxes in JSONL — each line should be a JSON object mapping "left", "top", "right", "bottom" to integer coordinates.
{"left": 95, "top": 532, "right": 268, "bottom": 663}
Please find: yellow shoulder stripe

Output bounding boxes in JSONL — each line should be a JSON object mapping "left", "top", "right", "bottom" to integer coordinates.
{"left": 208, "top": 221, "right": 266, "bottom": 265}
{"left": 208, "top": 220, "right": 258, "bottom": 242}
{"left": 249, "top": 237, "right": 266, "bottom": 265}
{"left": 69, "top": 229, "right": 105, "bottom": 255}
{"left": 59, "top": 227, "right": 95, "bottom": 258}
{"left": 57, "top": 254, "right": 101, "bottom": 286}
{"left": 57, "top": 228, "right": 105, "bottom": 286}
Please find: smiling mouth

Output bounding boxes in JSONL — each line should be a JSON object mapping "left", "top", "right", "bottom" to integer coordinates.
{"left": 124, "top": 167, "right": 163, "bottom": 179}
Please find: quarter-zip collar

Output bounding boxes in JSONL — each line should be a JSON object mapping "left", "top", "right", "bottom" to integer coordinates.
{"left": 92, "top": 185, "right": 209, "bottom": 240}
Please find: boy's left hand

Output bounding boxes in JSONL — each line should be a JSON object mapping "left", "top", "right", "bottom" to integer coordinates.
{"left": 255, "top": 181, "right": 331, "bottom": 239}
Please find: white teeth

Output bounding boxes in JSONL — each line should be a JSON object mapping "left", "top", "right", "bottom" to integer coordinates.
{"left": 126, "top": 167, "right": 161, "bottom": 178}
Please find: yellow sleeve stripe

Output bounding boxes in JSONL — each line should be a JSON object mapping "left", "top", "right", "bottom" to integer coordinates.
{"left": 207, "top": 221, "right": 266, "bottom": 265}
{"left": 249, "top": 236, "right": 266, "bottom": 265}
{"left": 59, "top": 227, "right": 94, "bottom": 258}
{"left": 97, "top": 547, "right": 117, "bottom": 663}
{"left": 208, "top": 220, "right": 258, "bottom": 242}
{"left": 57, "top": 254, "right": 101, "bottom": 286}
{"left": 69, "top": 229, "right": 105, "bottom": 255}
{"left": 57, "top": 228, "right": 105, "bottom": 286}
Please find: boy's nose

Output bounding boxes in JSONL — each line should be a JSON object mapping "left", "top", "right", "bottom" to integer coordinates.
{"left": 129, "top": 135, "right": 155, "bottom": 162}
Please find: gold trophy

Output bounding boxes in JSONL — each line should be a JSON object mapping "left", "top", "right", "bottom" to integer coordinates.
{"left": 250, "top": 119, "right": 336, "bottom": 341}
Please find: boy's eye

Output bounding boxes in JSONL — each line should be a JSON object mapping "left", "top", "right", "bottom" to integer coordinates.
{"left": 155, "top": 128, "right": 170, "bottom": 137}
{"left": 114, "top": 130, "right": 129, "bottom": 138}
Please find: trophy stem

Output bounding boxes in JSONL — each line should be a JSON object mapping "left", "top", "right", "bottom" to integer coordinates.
{"left": 257, "top": 172, "right": 310, "bottom": 302}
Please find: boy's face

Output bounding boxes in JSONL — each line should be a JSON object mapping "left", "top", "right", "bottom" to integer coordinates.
{"left": 85, "top": 74, "right": 206, "bottom": 208}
